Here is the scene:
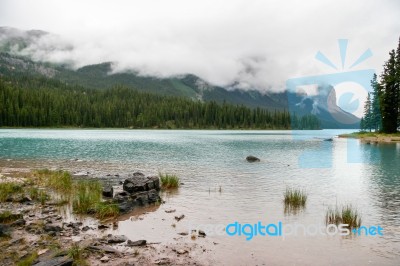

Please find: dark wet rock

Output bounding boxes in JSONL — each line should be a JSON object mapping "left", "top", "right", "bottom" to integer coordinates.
{"left": 11, "top": 218, "right": 26, "bottom": 227}
{"left": 324, "top": 138, "right": 333, "bottom": 141}
{"left": 48, "top": 231, "right": 57, "bottom": 237}
{"left": 177, "top": 232, "right": 188, "bottom": 236}
{"left": 88, "top": 245, "right": 120, "bottom": 254}
{"left": 81, "top": 226, "right": 91, "bottom": 232}
{"left": 116, "top": 189, "right": 161, "bottom": 214}
{"left": 246, "top": 155, "right": 260, "bottom": 162}
{"left": 123, "top": 174, "right": 160, "bottom": 193}
{"left": 107, "top": 235, "right": 127, "bottom": 244}
{"left": 98, "top": 224, "right": 109, "bottom": 230}
{"left": 198, "top": 230, "right": 206, "bottom": 237}
{"left": 102, "top": 186, "right": 114, "bottom": 198}
{"left": 174, "top": 214, "right": 185, "bottom": 221}
{"left": 165, "top": 209, "right": 176, "bottom": 213}
{"left": 0, "top": 224, "right": 10, "bottom": 237}
{"left": 34, "top": 255, "right": 73, "bottom": 266}
{"left": 64, "top": 222, "right": 82, "bottom": 230}
{"left": 44, "top": 225, "right": 62, "bottom": 232}
{"left": 126, "top": 239, "right": 147, "bottom": 246}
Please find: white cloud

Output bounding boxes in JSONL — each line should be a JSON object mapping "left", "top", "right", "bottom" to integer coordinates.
{"left": 0, "top": 0, "right": 399, "bottom": 92}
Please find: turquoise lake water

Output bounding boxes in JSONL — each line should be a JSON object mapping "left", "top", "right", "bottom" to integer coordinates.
{"left": 0, "top": 129, "right": 399, "bottom": 265}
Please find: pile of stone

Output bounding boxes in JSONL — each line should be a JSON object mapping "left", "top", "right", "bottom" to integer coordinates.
{"left": 103, "top": 172, "right": 161, "bottom": 213}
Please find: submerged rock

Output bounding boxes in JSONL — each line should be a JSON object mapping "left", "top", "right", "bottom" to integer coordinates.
{"left": 246, "top": 155, "right": 260, "bottom": 162}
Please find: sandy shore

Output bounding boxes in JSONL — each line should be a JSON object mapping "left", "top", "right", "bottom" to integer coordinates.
{"left": 338, "top": 132, "right": 400, "bottom": 143}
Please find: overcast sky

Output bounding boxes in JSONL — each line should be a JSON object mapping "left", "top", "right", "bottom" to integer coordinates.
{"left": 0, "top": 0, "right": 399, "bottom": 92}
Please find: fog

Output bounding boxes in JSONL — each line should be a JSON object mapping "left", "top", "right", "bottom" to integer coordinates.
{"left": 0, "top": 0, "right": 399, "bottom": 92}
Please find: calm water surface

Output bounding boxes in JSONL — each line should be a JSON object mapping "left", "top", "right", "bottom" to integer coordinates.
{"left": 0, "top": 129, "right": 399, "bottom": 265}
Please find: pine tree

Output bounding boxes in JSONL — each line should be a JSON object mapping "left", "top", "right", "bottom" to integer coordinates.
{"left": 370, "top": 74, "right": 382, "bottom": 131}
{"left": 396, "top": 37, "right": 400, "bottom": 128}
{"left": 360, "top": 117, "right": 365, "bottom": 131}
{"left": 362, "top": 92, "right": 372, "bottom": 132}
{"left": 380, "top": 49, "right": 398, "bottom": 133}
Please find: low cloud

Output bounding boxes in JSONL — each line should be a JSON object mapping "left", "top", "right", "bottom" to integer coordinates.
{"left": 0, "top": 0, "right": 399, "bottom": 92}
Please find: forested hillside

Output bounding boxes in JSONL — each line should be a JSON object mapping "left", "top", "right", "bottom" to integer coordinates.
{"left": 0, "top": 75, "right": 320, "bottom": 129}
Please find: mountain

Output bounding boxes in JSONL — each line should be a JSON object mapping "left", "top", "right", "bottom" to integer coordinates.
{"left": 0, "top": 27, "right": 360, "bottom": 128}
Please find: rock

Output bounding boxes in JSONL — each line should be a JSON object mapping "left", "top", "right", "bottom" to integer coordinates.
{"left": 146, "top": 176, "right": 160, "bottom": 191}
{"left": 98, "top": 224, "right": 109, "bottom": 230}
{"left": 324, "top": 138, "right": 333, "bottom": 141}
{"left": 126, "top": 239, "right": 147, "bottom": 246}
{"left": 177, "top": 232, "right": 188, "bottom": 236}
{"left": 38, "top": 249, "right": 49, "bottom": 255}
{"left": 0, "top": 224, "right": 10, "bottom": 237}
{"left": 123, "top": 173, "right": 160, "bottom": 193}
{"left": 11, "top": 218, "right": 26, "bottom": 227}
{"left": 107, "top": 235, "right": 127, "bottom": 244}
{"left": 100, "top": 255, "right": 110, "bottom": 263}
{"left": 246, "top": 155, "right": 260, "bottom": 162}
{"left": 19, "top": 196, "right": 32, "bottom": 203}
{"left": 198, "top": 230, "right": 206, "bottom": 237}
{"left": 116, "top": 189, "right": 161, "bottom": 214}
{"left": 44, "top": 225, "right": 62, "bottom": 232}
{"left": 165, "top": 209, "right": 176, "bottom": 213}
{"left": 174, "top": 249, "right": 188, "bottom": 255}
{"left": 154, "top": 258, "right": 172, "bottom": 265}
{"left": 88, "top": 245, "right": 120, "bottom": 254}
{"left": 34, "top": 256, "right": 73, "bottom": 266}
{"left": 174, "top": 214, "right": 185, "bottom": 221}
{"left": 102, "top": 186, "right": 114, "bottom": 198}
{"left": 81, "top": 226, "right": 91, "bottom": 232}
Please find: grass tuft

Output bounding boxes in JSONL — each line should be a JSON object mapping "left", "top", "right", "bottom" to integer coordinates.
{"left": 17, "top": 252, "right": 38, "bottom": 266}
{"left": 68, "top": 243, "right": 88, "bottom": 266}
{"left": 159, "top": 173, "right": 180, "bottom": 189}
{"left": 95, "top": 201, "right": 120, "bottom": 219}
{"left": 0, "top": 182, "right": 23, "bottom": 202}
{"left": 326, "top": 205, "right": 361, "bottom": 229}
{"left": 72, "top": 180, "right": 102, "bottom": 214}
{"left": 284, "top": 187, "right": 307, "bottom": 208}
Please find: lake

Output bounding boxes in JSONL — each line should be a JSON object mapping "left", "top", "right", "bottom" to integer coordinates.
{"left": 0, "top": 129, "right": 399, "bottom": 265}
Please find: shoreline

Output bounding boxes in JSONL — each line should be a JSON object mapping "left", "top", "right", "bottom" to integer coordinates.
{"left": 338, "top": 132, "right": 400, "bottom": 143}
{"left": 0, "top": 167, "right": 212, "bottom": 266}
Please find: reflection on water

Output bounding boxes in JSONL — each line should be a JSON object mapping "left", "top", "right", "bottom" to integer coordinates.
{"left": 0, "top": 129, "right": 399, "bottom": 265}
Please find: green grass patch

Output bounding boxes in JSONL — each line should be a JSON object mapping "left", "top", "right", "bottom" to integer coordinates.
{"left": 68, "top": 243, "right": 88, "bottom": 266}
{"left": 159, "top": 173, "right": 180, "bottom": 189}
{"left": 0, "top": 211, "right": 22, "bottom": 223}
{"left": 284, "top": 187, "right": 307, "bottom": 208}
{"left": 17, "top": 251, "right": 38, "bottom": 266}
{"left": 0, "top": 182, "right": 23, "bottom": 202}
{"left": 72, "top": 180, "right": 102, "bottom": 214}
{"left": 35, "top": 169, "right": 73, "bottom": 193}
{"left": 95, "top": 201, "right": 120, "bottom": 219}
{"left": 326, "top": 205, "right": 361, "bottom": 229}
{"left": 28, "top": 187, "right": 51, "bottom": 205}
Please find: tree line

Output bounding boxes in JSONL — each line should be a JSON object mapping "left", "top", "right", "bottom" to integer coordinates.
{"left": 0, "top": 75, "right": 320, "bottom": 129}
{"left": 361, "top": 38, "right": 400, "bottom": 133}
